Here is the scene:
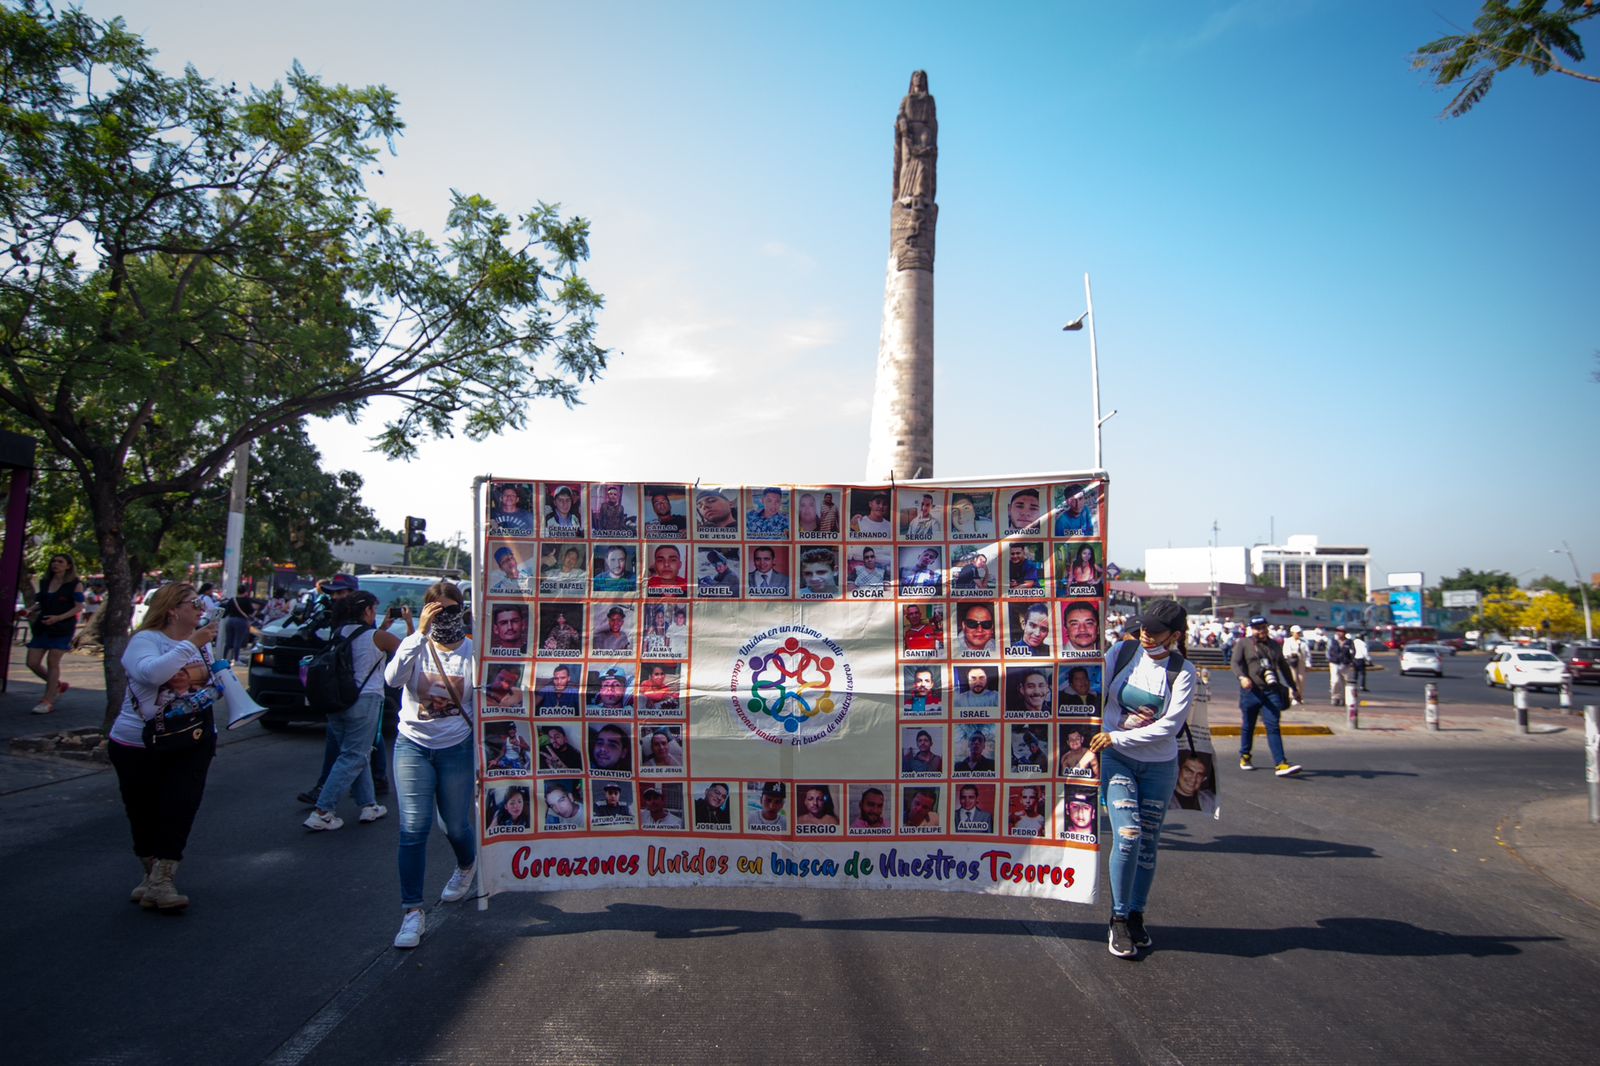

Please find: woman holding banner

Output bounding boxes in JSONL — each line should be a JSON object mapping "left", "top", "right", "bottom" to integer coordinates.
{"left": 384, "top": 580, "right": 477, "bottom": 950}
{"left": 1089, "top": 599, "right": 1196, "bottom": 959}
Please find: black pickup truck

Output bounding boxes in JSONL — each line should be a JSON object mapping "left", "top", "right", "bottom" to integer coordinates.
{"left": 246, "top": 574, "right": 446, "bottom": 731}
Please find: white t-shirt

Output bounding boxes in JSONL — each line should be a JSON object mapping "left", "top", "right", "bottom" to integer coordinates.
{"left": 338, "top": 623, "right": 387, "bottom": 696}
{"left": 111, "top": 630, "right": 210, "bottom": 747}
{"left": 1104, "top": 645, "right": 1197, "bottom": 764}
{"left": 384, "top": 631, "right": 475, "bottom": 749}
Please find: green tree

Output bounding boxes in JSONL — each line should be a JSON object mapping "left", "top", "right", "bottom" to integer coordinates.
{"left": 1318, "top": 577, "right": 1367, "bottom": 603}
{"left": 0, "top": 6, "right": 609, "bottom": 727}
{"left": 1438, "top": 567, "right": 1520, "bottom": 596}
{"left": 1520, "top": 589, "right": 1584, "bottom": 636}
{"left": 1414, "top": 0, "right": 1600, "bottom": 117}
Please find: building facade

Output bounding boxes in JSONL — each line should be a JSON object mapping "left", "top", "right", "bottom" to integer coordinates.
{"left": 1248, "top": 535, "right": 1371, "bottom": 599}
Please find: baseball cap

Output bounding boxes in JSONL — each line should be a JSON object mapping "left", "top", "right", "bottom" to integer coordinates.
{"left": 761, "top": 782, "right": 786, "bottom": 799}
{"left": 1141, "top": 599, "right": 1187, "bottom": 634}
{"left": 325, "top": 573, "right": 360, "bottom": 592}
{"left": 1249, "top": 615, "right": 1269, "bottom": 627}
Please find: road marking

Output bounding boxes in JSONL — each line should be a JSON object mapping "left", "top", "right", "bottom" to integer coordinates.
{"left": 261, "top": 909, "right": 454, "bottom": 1066}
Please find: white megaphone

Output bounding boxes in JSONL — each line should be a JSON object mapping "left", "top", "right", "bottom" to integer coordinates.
{"left": 210, "top": 661, "right": 268, "bottom": 731}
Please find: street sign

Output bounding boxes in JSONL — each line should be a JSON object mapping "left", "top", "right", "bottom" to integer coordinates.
{"left": 1442, "top": 590, "right": 1481, "bottom": 609}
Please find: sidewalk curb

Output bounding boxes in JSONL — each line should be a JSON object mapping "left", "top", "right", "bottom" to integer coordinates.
{"left": 1211, "top": 724, "right": 1334, "bottom": 737}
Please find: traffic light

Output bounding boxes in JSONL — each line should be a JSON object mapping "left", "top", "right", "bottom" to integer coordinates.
{"left": 404, "top": 516, "right": 427, "bottom": 548}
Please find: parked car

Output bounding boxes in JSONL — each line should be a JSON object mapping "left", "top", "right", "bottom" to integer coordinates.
{"left": 248, "top": 573, "right": 441, "bottom": 731}
{"left": 1483, "top": 649, "right": 1571, "bottom": 691}
{"left": 1400, "top": 644, "right": 1444, "bottom": 677}
{"left": 1567, "top": 645, "right": 1600, "bottom": 685}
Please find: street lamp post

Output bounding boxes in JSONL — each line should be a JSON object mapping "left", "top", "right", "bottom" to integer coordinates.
{"left": 1551, "top": 542, "right": 1594, "bottom": 641}
{"left": 1063, "top": 272, "right": 1116, "bottom": 470}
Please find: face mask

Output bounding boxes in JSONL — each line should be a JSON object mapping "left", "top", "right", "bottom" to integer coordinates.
{"left": 431, "top": 606, "right": 466, "bottom": 644}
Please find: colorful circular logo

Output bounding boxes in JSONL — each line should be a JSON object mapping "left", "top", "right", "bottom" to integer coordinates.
{"left": 730, "top": 625, "right": 854, "bottom": 745}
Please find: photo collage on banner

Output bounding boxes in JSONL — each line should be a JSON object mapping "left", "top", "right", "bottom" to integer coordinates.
{"left": 476, "top": 477, "right": 1108, "bottom": 896}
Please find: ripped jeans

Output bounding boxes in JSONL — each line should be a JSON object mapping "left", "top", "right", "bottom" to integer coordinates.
{"left": 1101, "top": 746, "right": 1177, "bottom": 918}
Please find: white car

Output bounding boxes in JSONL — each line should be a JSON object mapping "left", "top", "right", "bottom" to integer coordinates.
{"left": 1400, "top": 644, "right": 1444, "bottom": 677}
{"left": 1484, "top": 649, "right": 1570, "bottom": 691}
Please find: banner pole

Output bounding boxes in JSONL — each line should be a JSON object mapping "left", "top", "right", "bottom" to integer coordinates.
{"left": 472, "top": 475, "right": 490, "bottom": 912}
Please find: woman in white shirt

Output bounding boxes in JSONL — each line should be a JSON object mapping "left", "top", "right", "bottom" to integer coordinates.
{"left": 108, "top": 582, "right": 222, "bottom": 912}
{"left": 384, "top": 580, "right": 477, "bottom": 949}
{"left": 303, "top": 591, "right": 402, "bottom": 831}
{"left": 1089, "top": 599, "right": 1197, "bottom": 960}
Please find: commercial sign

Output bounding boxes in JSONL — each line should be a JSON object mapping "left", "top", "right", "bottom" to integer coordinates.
{"left": 1390, "top": 590, "right": 1424, "bottom": 627}
{"left": 1441, "top": 590, "right": 1481, "bottom": 609}
{"left": 473, "top": 475, "right": 1117, "bottom": 902}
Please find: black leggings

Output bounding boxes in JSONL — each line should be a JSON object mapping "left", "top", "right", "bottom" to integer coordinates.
{"left": 108, "top": 735, "right": 216, "bottom": 861}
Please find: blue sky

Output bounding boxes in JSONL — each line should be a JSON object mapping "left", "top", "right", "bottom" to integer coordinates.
{"left": 88, "top": 0, "right": 1600, "bottom": 586}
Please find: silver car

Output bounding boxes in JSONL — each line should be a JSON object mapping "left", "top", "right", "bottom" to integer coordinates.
{"left": 1399, "top": 644, "right": 1444, "bottom": 677}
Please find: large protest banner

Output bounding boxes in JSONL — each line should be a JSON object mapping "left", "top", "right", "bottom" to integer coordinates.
{"left": 473, "top": 476, "right": 1108, "bottom": 902}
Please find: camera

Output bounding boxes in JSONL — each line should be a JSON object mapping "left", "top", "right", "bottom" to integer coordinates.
{"left": 1261, "top": 667, "right": 1279, "bottom": 687}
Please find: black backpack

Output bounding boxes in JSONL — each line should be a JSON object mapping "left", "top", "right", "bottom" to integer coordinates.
{"left": 302, "top": 624, "right": 380, "bottom": 713}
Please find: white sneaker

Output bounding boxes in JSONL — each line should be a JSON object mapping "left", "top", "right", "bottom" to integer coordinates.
{"left": 30, "top": 701, "right": 53, "bottom": 714}
{"left": 303, "top": 809, "right": 344, "bottom": 831}
{"left": 358, "top": 804, "right": 388, "bottom": 823}
{"left": 440, "top": 863, "right": 476, "bottom": 903}
{"left": 393, "top": 909, "right": 424, "bottom": 949}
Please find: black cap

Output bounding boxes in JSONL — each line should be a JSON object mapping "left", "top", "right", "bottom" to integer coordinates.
{"left": 1249, "top": 615, "right": 1269, "bottom": 627}
{"left": 1141, "top": 599, "right": 1187, "bottom": 634}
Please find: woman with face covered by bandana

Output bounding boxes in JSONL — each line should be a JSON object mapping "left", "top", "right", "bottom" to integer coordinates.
{"left": 383, "top": 580, "right": 477, "bottom": 949}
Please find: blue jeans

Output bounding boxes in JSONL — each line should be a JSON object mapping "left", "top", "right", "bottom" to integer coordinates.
{"left": 1238, "top": 685, "right": 1289, "bottom": 765}
{"left": 393, "top": 733, "right": 477, "bottom": 908}
{"left": 315, "top": 692, "right": 383, "bottom": 812}
{"left": 1101, "top": 746, "right": 1177, "bottom": 918}
{"left": 221, "top": 617, "right": 252, "bottom": 662}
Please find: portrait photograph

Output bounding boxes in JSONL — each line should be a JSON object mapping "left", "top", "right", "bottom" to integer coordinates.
{"left": 952, "top": 782, "right": 997, "bottom": 834}
{"left": 693, "top": 781, "right": 735, "bottom": 829}
{"left": 591, "top": 781, "right": 636, "bottom": 828}
{"left": 1052, "top": 481, "right": 1101, "bottom": 539}
{"left": 846, "top": 784, "right": 895, "bottom": 833}
{"left": 482, "top": 720, "right": 533, "bottom": 778}
{"left": 1057, "top": 664, "right": 1102, "bottom": 715}
{"left": 485, "top": 540, "right": 537, "bottom": 595}
{"left": 589, "top": 604, "right": 636, "bottom": 658}
{"left": 898, "top": 602, "right": 945, "bottom": 659}
{"left": 693, "top": 486, "right": 740, "bottom": 539}
{"left": 1005, "top": 540, "right": 1048, "bottom": 596}
{"left": 1171, "top": 750, "right": 1218, "bottom": 814}
{"left": 745, "top": 781, "right": 788, "bottom": 833}
{"left": 638, "top": 783, "right": 687, "bottom": 829}
{"left": 1006, "top": 784, "right": 1050, "bottom": 838}
{"left": 642, "top": 484, "right": 689, "bottom": 538}
{"left": 948, "top": 491, "right": 996, "bottom": 541}
{"left": 744, "top": 486, "right": 791, "bottom": 540}
{"left": 540, "top": 779, "right": 585, "bottom": 829}
{"left": 532, "top": 662, "right": 583, "bottom": 716}
{"left": 897, "top": 545, "right": 944, "bottom": 596}
{"left": 901, "top": 664, "right": 943, "bottom": 716}
{"left": 746, "top": 544, "right": 791, "bottom": 597}
{"left": 635, "top": 662, "right": 683, "bottom": 716}
{"left": 1057, "top": 724, "right": 1099, "bottom": 779}
{"left": 639, "top": 604, "right": 688, "bottom": 660}
{"left": 695, "top": 547, "right": 741, "bottom": 598}
{"left": 954, "top": 601, "right": 999, "bottom": 659}
{"left": 1006, "top": 601, "right": 1054, "bottom": 658}
{"left": 587, "top": 723, "right": 634, "bottom": 777}
{"left": 796, "top": 546, "right": 841, "bottom": 600}
{"left": 1060, "top": 787, "right": 1099, "bottom": 841}
{"left": 794, "top": 487, "right": 843, "bottom": 540}
{"left": 900, "top": 786, "right": 943, "bottom": 831}
{"left": 900, "top": 724, "right": 946, "bottom": 776}
{"left": 1060, "top": 600, "right": 1103, "bottom": 657}
{"left": 537, "top": 543, "right": 588, "bottom": 596}
{"left": 1004, "top": 664, "right": 1054, "bottom": 720}
{"left": 639, "top": 725, "right": 685, "bottom": 772}
{"left": 485, "top": 601, "right": 529, "bottom": 658}
{"left": 536, "top": 602, "right": 586, "bottom": 658}
{"left": 487, "top": 480, "right": 537, "bottom": 538}
{"left": 846, "top": 544, "right": 891, "bottom": 597}
{"left": 1003, "top": 486, "right": 1044, "bottom": 536}
{"left": 846, "top": 487, "right": 894, "bottom": 540}
{"left": 952, "top": 665, "right": 1000, "bottom": 713}
{"left": 949, "top": 544, "right": 998, "bottom": 597}
{"left": 1008, "top": 724, "right": 1050, "bottom": 775}
{"left": 897, "top": 489, "right": 944, "bottom": 541}
{"left": 589, "top": 482, "right": 638, "bottom": 538}
{"left": 1055, "top": 541, "right": 1105, "bottom": 597}
{"left": 951, "top": 723, "right": 998, "bottom": 776}
{"left": 585, "top": 664, "right": 634, "bottom": 716}
{"left": 643, "top": 542, "right": 690, "bottom": 598}
{"left": 485, "top": 785, "right": 532, "bottom": 834}
{"left": 536, "top": 723, "right": 584, "bottom": 774}
{"left": 540, "top": 482, "right": 584, "bottom": 538}
{"left": 481, "top": 664, "right": 526, "bottom": 714}
{"left": 590, "top": 544, "right": 639, "bottom": 595}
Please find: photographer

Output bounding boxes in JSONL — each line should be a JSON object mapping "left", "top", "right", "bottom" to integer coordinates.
{"left": 1229, "top": 616, "right": 1301, "bottom": 777}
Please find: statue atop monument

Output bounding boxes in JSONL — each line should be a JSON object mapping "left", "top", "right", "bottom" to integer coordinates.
{"left": 890, "top": 70, "right": 938, "bottom": 272}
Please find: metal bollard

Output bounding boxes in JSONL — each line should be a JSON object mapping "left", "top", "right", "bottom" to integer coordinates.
{"left": 1345, "top": 680, "right": 1360, "bottom": 728}
{"left": 1560, "top": 682, "right": 1572, "bottom": 709}
{"left": 1513, "top": 685, "right": 1529, "bottom": 734}
{"left": 1424, "top": 682, "right": 1439, "bottom": 732}
{"left": 1585, "top": 706, "right": 1598, "bottom": 825}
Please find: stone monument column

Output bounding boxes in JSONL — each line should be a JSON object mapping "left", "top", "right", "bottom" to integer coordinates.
{"left": 865, "top": 70, "right": 937, "bottom": 481}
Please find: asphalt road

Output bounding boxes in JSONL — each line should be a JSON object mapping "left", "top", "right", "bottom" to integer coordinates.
{"left": 3, "top": 717, "right": 1597, "bottom": 1065}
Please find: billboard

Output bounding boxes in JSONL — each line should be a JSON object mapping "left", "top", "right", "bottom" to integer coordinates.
{"left": 474, "top": 476, "right": 1110, "bottom": 902}
{"left": 1390, "top": 590, "right": 1424, "bottom": 627}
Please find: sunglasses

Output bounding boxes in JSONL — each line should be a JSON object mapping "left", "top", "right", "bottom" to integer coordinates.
{"left": 963, "top": 619, "right": 995, "bottom": 630}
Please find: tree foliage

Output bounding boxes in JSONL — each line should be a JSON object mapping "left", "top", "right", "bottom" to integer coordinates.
{"left": 0, "top": 4, "right": 610, "bottom": 725}
{"left": 1318, "top": 576, "right": 1367, "bottom": 603}
{"left": 1414, "top": 0, "right": 1600, "bottom": 117}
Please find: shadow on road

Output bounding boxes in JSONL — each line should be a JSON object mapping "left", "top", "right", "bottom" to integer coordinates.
{"left": 1157, "top": 916, "right": 1558, "bottom": 959}
{"left": 1159, "top": 834, "right": 1378, "bottom": 858}
{"left": 1299, "top": 768, "right": 1420, "bottom": 780}
{"left": 506, "top": 903, "right": 1556, "bottom": 959}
